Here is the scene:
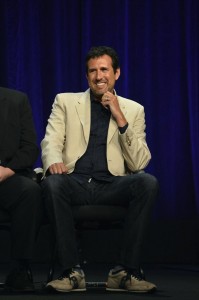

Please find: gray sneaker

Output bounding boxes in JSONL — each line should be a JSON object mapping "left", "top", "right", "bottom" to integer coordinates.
{"left": 106, "top": 269, "right": 157, "bottom": 293}
{"left": 46, "top": 269, "right": 86, "bottom": 292}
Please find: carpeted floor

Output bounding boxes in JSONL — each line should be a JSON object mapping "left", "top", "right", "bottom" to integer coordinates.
{"left": 0, "top": 263, "right": 199, "bottom": 300}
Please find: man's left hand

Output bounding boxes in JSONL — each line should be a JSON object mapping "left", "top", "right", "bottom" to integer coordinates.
{"left": 101, "top": 92, "right": 128, "bottom": 127}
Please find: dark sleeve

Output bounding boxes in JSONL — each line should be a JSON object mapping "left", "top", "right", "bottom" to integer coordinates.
{"left": 6, "top": 93, "right": 39, "bottom": 172}
{"left": 118, "top": 123, "right": 129, "bottom": 134}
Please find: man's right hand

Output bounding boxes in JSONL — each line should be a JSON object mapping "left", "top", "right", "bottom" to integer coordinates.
{"left": 0, "top": 166, "right": 15, "bottom": 182}
{"left": 48, "top": 163, "right": 68, "bottom": 174}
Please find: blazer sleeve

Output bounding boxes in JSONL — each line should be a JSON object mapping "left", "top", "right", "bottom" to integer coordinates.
{"left": 119, "top": 104, "right": 151, "bottom": 171}
{"left": 5, "top": 92, "right": 39, "bottom": 172}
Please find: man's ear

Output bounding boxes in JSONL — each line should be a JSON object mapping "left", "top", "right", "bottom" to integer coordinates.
{"left": 115, "top": 68, "right": 120, "bottom": 80}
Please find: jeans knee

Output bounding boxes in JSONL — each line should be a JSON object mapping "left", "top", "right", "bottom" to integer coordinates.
{"left": 136, "top": 173, "right": 159, "bottom": 198}
{"left": 145, "top": 173, "right": 158, "bottom": 191}
{"left": 41, "top": 174, "right": 70, "bottom": 206}
{"left": 42, "top": 174, "right": 63, "bottom": 191}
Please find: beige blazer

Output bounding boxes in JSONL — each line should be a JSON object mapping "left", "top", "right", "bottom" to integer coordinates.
{"left": 41, "top": 89, "right": 151, "bottom": 175}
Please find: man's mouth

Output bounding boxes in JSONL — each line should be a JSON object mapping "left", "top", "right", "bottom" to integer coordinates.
{"left": 96, "top": 82, "right": 107, "bottom": 87}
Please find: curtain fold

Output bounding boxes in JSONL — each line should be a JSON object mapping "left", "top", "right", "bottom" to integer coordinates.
{"left": 0, "top": 0, "right": 198, "bottom": 219}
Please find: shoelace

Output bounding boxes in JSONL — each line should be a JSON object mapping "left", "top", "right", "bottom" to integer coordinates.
{"left": 58, "top": 270, "right": 75, "bottom": 280}
{"left": 128, "top": 268, "right": 146, "bottom": 281}
{"left": 129, "top": 272, "right": 143, "bottom": 281}
{"left": 120, "top": 270, "right": 143, "bottom": 288}
{"left": 58, "top": 270, "right": 79, "bottom": 288}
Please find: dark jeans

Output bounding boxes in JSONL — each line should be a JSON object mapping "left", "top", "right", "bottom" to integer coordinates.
{"left": 42, "top": 172, "right": 158, "bottom": 270}
{"left": 0, "top": 174, "right": 42, "bottom": 260}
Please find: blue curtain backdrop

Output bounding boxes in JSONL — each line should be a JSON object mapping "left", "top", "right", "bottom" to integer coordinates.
{"left": 0, "top": 0, "right": 198, "bottom": 220}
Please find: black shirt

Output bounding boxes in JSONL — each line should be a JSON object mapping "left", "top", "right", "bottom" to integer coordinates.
{"left": 69, "top": 92, "right": 113, "bottom": 183}
{"left": 69, "top": 92, "right": 128, "bottom": 184}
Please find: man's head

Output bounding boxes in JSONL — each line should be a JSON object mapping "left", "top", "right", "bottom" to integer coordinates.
{"left": 85, "top": 46, "right": 120, "bottom": 74}
{"left": 85, "top": 46, "right": 120, "bottom": 99}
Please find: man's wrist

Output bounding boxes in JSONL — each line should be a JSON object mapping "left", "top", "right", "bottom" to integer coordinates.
{"left": 118, "top": 123, "right": 128, "bottom": 134}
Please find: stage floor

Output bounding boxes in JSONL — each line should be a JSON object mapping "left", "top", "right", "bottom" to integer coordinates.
{"left": 0, "top": 263, "right": 199, "bottom": 300}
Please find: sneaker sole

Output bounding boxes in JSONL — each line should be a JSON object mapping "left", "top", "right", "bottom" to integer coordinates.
{"left": 46, "top": 285, "right": 86, "bottom": 293}
{"left": 106, "top": 287, "right": 156, "bottom": 293}
{"left": 54, "top": 288, "right": 86, "bottom": 292}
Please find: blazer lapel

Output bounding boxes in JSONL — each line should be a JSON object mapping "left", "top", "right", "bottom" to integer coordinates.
{"left": 75, "top": 90, "right": 91, "bottom": 144}
{"left": 107, "top": 116, "right": 118, "bottom": 144}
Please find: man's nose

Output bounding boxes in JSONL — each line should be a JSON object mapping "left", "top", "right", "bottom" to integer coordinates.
{"left": 96, "top": 70, "right": 103, "bottom": 80}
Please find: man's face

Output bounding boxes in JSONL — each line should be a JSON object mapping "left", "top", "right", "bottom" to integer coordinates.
{"left": 86, "top": 54, "right": 120, "bottom": 99}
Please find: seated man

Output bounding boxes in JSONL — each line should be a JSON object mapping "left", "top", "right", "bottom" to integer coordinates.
{"left": 41, "top": 46, "right": 158, "bottom": 293}
{"left": 0, "top": 87, "right": 42, "bottom": 291}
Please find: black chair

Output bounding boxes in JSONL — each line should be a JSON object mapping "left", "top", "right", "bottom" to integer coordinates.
{"left": 46, "top": 170, "right": 146, "bottom": 286}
